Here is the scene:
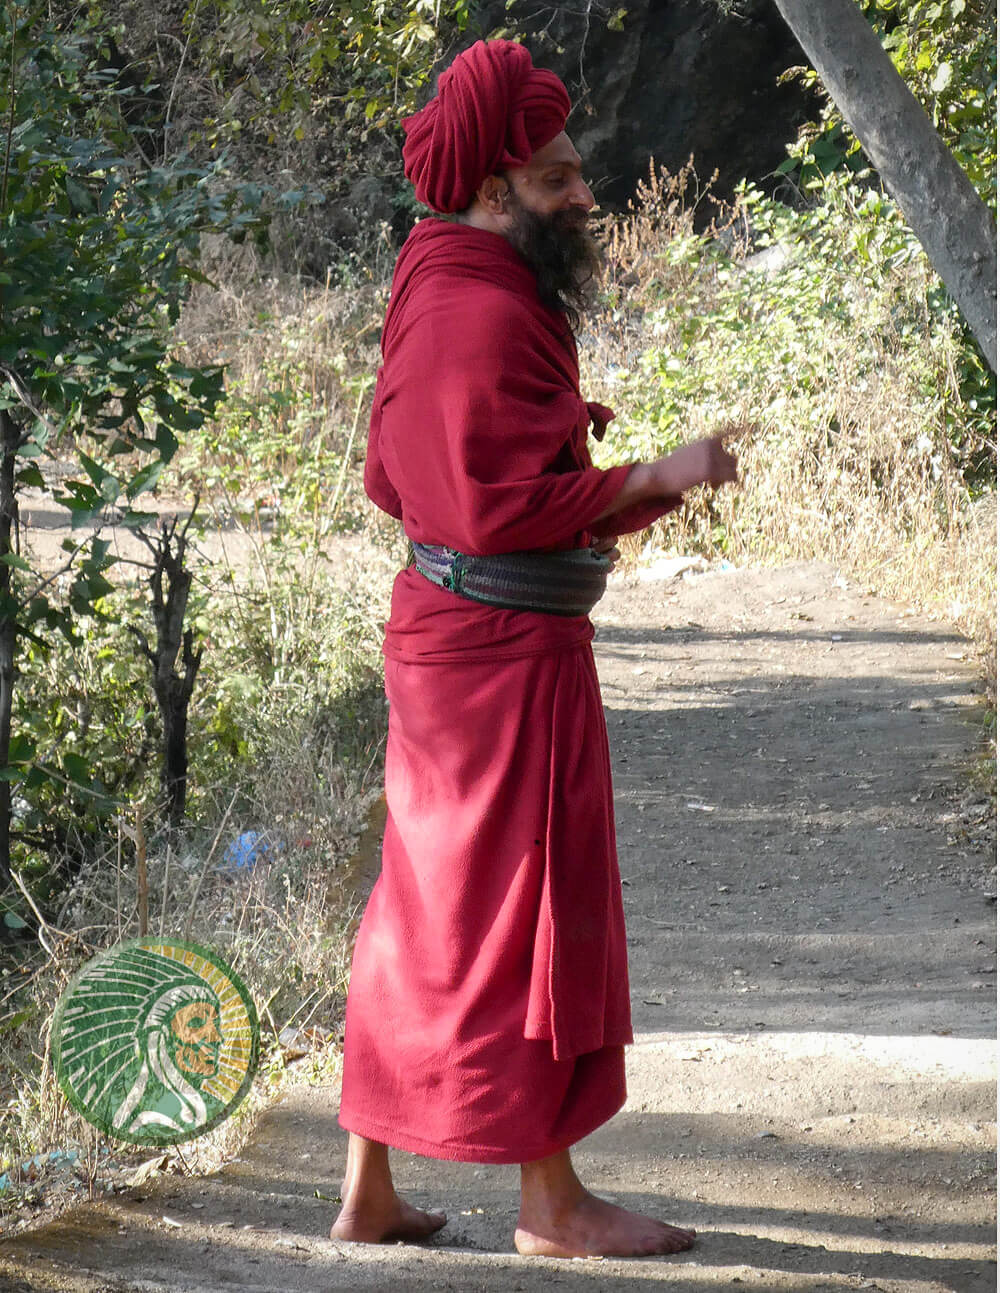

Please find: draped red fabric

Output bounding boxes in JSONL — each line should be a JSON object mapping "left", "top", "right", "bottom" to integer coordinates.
{"left": 364, "top": 219, "right": 679, "bottom": 550}
{"left": 402, "top": 40, "right": 571, "bottom": 214}
{"left": 339, "top": 219, "right": 680, "bottom": 1163}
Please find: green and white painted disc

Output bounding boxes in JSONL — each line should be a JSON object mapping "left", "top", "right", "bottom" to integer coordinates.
{"left": 52, "top": 938, "right": 259, "bottom": 1146}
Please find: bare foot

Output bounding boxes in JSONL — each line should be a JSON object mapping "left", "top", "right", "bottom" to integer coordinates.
{"left": 331, "top": 1193, "right": 447, "bottom": 1244}
{"left": 515, "top": 1190, "right": 695, "bottom": 1258}
{"left": 332, "top": 1132, "right": 446, "bottom": 1244}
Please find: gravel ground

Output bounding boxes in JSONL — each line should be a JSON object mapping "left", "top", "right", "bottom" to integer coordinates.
{"left": 1, "top": 560, "right": 995, "bottom": 1293}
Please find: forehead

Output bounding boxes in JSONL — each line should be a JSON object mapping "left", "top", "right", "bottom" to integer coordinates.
{"left": 174, "top": 1000, "right": 214, "bottom": 1018}
{"left": 525, "top": 131, "right": 582, "bottom": 171}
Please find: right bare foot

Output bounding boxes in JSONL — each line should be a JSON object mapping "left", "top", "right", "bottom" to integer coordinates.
{"left": 515, "top": 1189, "right": 695, "bottom": 1259}
{"left": 331, "top": 1193, "right": 447, "bottom": 1244}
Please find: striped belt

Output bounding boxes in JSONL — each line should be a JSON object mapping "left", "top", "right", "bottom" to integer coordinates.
{"left": 411, "top": 543, "right": 611, "bottom": 617}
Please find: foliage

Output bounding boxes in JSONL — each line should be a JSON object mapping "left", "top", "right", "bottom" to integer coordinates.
{"left": 173, "top": 0, "right": 472, "bottom": 146}
{"left": 0, "top": 5, "right": 264, "bottom": 493}
{"left": 11, "top": 522, "right": 391, "bottom": 890}
{"left": 55, "top": 0, "right": 473, "bottom": 274}
{"left": 593, "top": 166, "right": 995, "bottom": 483}
{"left": 13, "top": 607, "right": 158, "bottom": 898}
{"left": 190, "top": 548, "right": 388, "bottom": 817}
{"left": 780, "top": 0, "right": 997, "bottom": 211}
{"left": 168, "top": 302, "right": 376, "bottom": 545}
{"left": 585, "top": 165, "right": 995, "bottom": 660}
{"left": 0, "top": 0, "right": 268, "bottom": 882}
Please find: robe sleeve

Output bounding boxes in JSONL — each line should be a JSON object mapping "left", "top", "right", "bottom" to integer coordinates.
{"left": 590, "top": 495, "right": 683, "bottom": 540}
{"left": 581, "top": 404, "right": 683, "bottom": 537}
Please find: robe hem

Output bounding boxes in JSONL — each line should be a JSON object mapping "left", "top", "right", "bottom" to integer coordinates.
{"left": 527, "top": 1025, "right": 634, "bottom": 1065}
{"left": 337, "top": 1088, "right": 626, "bottom": 1166}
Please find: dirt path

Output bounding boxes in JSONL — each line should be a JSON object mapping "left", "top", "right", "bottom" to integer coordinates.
{"left": 2, "top": 560, "right": 995, "bottom": 1292}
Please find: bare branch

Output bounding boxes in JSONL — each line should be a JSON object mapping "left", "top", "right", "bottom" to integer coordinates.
{"left": 127, "top": 622, "right": 156, "bottom": 666}
{"left": 0, "top": 364, "right": 57, "bottom": 446}
{"left": 19, "top": 532, "right": 96, "bottom": 608}
{"left": 10, "top": 867, "right": 62, "bottom": 958}
{"left": 1, "top": 12, "right": 16, "bottom": 220}
{"left": 164, "top": 0, "right": 202, "bottom": 144}
{"left": 179, "top": 495, "right": 200, "bottom": 545}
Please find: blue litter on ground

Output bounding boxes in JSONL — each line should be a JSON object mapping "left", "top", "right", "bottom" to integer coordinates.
{"left": 218, "top": 831, "right": 280, "bottom": 874}
{"left": 0, "top": 1149, "right": 80, "bottom": 1193}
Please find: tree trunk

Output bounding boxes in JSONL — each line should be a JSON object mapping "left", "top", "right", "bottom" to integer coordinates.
{"left": 771, "top": 0, "right": 997, "bottom": 371}
{"left": 131, "top": 516, "right": 202, "bottom": 829}
{"left": 0, "top": 411, "right": 18, "bottom": 889}
{"left": 154, "top": 628, "right": 200, "bottom": 829}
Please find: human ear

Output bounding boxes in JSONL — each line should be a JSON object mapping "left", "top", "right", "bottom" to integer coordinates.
{"left": 478, "top": 173, "right": 511, "bottom": 215}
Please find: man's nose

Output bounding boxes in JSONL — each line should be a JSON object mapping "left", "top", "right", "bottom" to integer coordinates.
{"left": 570, "top": 177, "right": 595, "bottom": 210}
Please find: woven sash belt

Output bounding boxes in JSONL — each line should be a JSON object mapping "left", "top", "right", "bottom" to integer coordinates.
{"left": 411, "top": 542, "right": 611, "bottom": 617}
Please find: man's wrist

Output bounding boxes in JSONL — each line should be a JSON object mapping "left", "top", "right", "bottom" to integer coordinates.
{"left": 592, "top": 462, "right": 662, "bottom": 524}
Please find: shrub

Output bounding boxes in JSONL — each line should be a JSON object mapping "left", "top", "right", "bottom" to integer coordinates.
{"left": 584, "top": 164, "right": 996, "bottom": 670}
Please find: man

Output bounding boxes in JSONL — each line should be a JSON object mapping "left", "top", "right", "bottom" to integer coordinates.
{"left": 335, "top": 39, "right": 740, "bottom": 1259}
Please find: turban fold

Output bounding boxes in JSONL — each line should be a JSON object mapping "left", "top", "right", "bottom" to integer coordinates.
{"left": 402, "top": 40, "right": 571, "bottom": 214}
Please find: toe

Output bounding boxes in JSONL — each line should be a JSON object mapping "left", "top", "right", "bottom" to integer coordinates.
{"left": 662, "top": 1225, "right": 696, "bottom": 1253}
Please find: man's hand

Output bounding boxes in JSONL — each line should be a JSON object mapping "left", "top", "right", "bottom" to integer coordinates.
{"left": 591, "top": 534, "right": 621, "bottom": 569}
{"left": 650, "top": 421, "right": 753, "bottom": 495}
{"left": 592, "top": 421, "right": 753, "bottom": 524}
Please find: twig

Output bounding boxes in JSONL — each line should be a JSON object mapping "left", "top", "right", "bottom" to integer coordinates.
{"left": 1, "top": 7, "right": 17, "bottom": 220}
{"left": 164, "top": 0, "right": 201, "bottom": 145}
{"left": 179, "top": 495, "right": 200, "bottom": 546}
{"left": 183, "top": 791, "right": 237, "bottom": 941}
{"left": 0, "top": 364, "right": 57, "bottom": 444}
{"left": 21, "top": 532, "right": 99, "bottom": 609}
{"left": 159, "top": 839, "right": 172, "bottom": 937}
{"left": 29, "top": 759, "right": 112, "bottom": 802}
{"left": 135, "top": 803, "right": 148, "bottom": 936}
{"left": 116, "top": 817, "right": 123, "bottom": 941}
{"left": 9, "top": 868, "right": 59, "bottom": 958}
{"left": 290, "top": 986, "right": 335, "bottom": 1034}
{"left": 330, "top": 382, "right": 371, "bottom": 521}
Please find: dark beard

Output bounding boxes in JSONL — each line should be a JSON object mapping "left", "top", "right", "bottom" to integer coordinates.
{"left": 504, "top": 195, "right": 602, "bottom": 333}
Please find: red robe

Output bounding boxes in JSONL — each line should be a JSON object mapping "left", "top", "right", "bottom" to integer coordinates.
{"left": 339, "top": 219, "right": 679, "bottom": 1163}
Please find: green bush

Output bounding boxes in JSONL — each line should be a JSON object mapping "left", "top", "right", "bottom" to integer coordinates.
{"left": 590, "top": 172, "right": 994, "bottom": 494}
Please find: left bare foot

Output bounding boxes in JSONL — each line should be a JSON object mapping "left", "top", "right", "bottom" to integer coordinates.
{"left": 515, "top": 1189, "right": 695, "bottom": 1258}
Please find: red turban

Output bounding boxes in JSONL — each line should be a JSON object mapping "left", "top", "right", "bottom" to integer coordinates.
{"left": 402, "top": 40, "right": 571, "bottom": 214}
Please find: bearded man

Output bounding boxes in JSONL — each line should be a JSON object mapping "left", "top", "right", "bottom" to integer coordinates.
{"left": 334, "top": 39, "right": 740, "bottom": 1259}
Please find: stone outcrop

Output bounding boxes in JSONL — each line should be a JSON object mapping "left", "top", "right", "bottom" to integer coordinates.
{"left": 464, "top": 0, "right": 817, "bottom": 207}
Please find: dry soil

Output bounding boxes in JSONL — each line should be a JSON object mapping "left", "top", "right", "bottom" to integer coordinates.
{"left": 1, "top": 559, "right": 995, "bottom": 1293}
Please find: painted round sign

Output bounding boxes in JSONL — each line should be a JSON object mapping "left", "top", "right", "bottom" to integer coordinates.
{"left": 52, "top": 938, "right": 259, "bottom": 1146}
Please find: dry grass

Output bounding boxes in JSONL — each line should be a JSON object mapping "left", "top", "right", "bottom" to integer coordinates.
{"left": 0, "top": 781, "right": 379, "bottom": 1228}
{"left": 585, "top": 162, "right": 997, "bottom": 698}
{"left": 1, "top": 534, "right": 395, "bottom": 1229}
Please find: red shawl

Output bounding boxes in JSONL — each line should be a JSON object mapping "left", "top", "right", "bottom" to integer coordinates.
{"left": 365, "top": 218, "right": 679, "bottom": 556}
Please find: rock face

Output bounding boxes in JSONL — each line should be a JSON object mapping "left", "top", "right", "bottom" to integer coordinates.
{"left": 465, "top": 0, "right": 816, "bottom": 208}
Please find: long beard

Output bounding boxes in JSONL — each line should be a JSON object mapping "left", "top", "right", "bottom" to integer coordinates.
{"left": 505, "top": 196, "right": 603, "bottom": 333}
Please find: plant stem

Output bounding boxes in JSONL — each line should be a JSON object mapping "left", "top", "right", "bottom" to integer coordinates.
{"left": 135, "top": 803, "right": 148, "bottom": 936}
{"left": 0, "top": 409, "right": 18, "bottom": 888}
{"left": 330, "top": 381, "right": 370, "bottom": 521}
{"left": 1, "top": 3, "right": 18, "bottom": 218}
